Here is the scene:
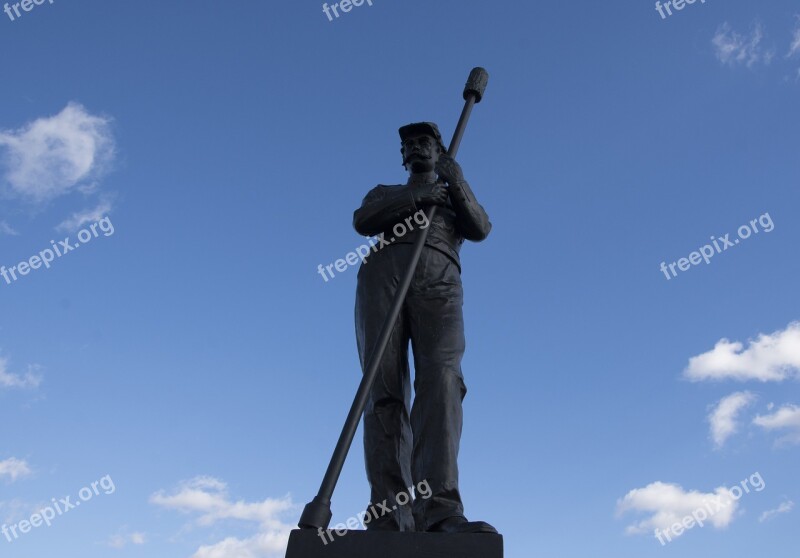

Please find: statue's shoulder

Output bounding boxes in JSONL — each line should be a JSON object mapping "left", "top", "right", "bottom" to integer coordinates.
{"left": 367, "top": 184, "right": 403, "bottom": 196}
{"left": 361, "top": 184, "right": 402, "bottom": 204}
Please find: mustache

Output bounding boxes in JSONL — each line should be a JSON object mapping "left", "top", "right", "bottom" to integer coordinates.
{"left": 403, "top": 152, "right": 431, "bottom": 164}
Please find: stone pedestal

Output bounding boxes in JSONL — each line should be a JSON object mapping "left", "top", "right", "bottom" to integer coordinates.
{"left": 285, "top": 528, "right": 503, "bottom": 558}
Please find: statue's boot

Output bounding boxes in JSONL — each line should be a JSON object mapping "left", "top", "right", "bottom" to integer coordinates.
{"left": 427, "top": 515, "right": 497, "bottom": 534}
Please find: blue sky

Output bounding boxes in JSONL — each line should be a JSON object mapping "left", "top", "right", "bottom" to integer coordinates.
{"left": 1, "top": 1, "right": 799, "bottom": 557}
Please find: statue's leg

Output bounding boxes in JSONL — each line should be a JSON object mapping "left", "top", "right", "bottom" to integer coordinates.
{"left": 406, "top": 248, "right": 467, "bottom": 531}
{"left": 355, "top": 247, "right": 415, "bottom": 531}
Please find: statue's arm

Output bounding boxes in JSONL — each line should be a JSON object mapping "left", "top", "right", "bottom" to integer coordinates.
{"left": 449, "top": 180, "right": 492, "bottom": 241}
{"left": 353, "top": 185, "right": 417, "bottom": 237}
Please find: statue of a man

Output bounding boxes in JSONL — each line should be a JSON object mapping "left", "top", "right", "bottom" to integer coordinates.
{"left": 353, "top": 122, "right": 495, "bottom": 534}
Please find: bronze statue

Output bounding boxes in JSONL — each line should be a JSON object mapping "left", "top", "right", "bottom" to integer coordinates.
{"left": 291, "top": 69, "right": 502, "bottom": 558}
{"left": 353, "top": 121, "right": 495, "bottom": 534}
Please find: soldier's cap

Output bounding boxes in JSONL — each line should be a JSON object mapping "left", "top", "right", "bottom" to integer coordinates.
{"left": 399, "top": 122, "right": 447, "bottom": 153}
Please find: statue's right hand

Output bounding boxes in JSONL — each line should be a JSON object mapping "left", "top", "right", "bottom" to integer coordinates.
{"left": 413, "top": 182, "right": 448, "bottom": 207}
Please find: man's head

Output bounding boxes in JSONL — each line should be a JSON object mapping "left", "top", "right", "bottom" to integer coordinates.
{"left": 399, "top": 122, "right": 447, "bottom": 174}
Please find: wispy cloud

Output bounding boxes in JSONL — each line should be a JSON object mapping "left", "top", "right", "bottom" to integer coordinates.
{"left": 150, "top": 476, "right": 296, "bottom": 558}
{"left": 708, "top": 391, "right": 756, "bottom": 449}
{"left": 0, "top": 102, "right": 114, "bottom": 204}
{"left": 712, "top": 22, "right": 774, "bottom": 68}
{"left": 56, "top": 199, "right": 113, "bottom": 233}
{"left": 684, "top": 322, "right": 800, "bottom": 382}
{"left": 0, "top": 356, "right": 42, "bottom": 389}
{"left": 753, "top": 404, "right": 800, "bottom": 445}
{"left": 617, "top": 481, "right": 738, "bottom": 538}
{"left": 788, "top": 17, "right": 800, "bottom": 58}
{"left": 107, "top": 530, "right": 146, "bottom": 548}
{"left": 0, "top": 221, "right": 18, "bottom": 236}
{"left": 759, "top": 500, "right": 794, "bottom": 522}
{"left": 0, "top": 499, "right": 33, "bottom": 525}
{"left": 0, "top": 458, "right": 32, "bottom": 482}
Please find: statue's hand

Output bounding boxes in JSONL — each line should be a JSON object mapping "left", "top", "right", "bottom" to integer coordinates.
{"left": 413, "top": 181, "right": 448, "bottom": 207}
{"left": 435, "top": 154, "right": 464, "bottom": 185}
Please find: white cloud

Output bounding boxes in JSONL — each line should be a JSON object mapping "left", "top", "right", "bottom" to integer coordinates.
{"left": 709, "top": 391, "right": 756, "bottom": 449}
{"left": 753, "top": 404, "right": 800, "bottom": 445}
{"left": 759, "top": 500, "right": 794, "bottom": 522}
{"left": 131, "top": 532, "right": 146, "bottom": 544}
{"left": 193, "top": 532, "right": 293, "bottom": 558}
{"left": 617, "top": 481, "right": 738, "bottom": 538}
{"left": 788, "top": 17, "right": 800, "bottom": 58}
{"left": 0, "top": 221, "right": 18, "bottom": 236}
{"left": 0, "top": 102, "right": 114, "bottom": 204}
{"left": 0, "top": 499, "right": 40, "bottom": 525}
{"left": 107, "top": 531, "right": 146, "bottom": 548}
{"left": 56, "top": 200, "right": 112, "bottom": 233}
{"left": 151, "top": 476, "right": 296, "bottom": 558}
{"left": 684, "top": 322, "right": 800, "bottom": 382}
{"left": 0, "top": 356, "right": 42, "bottom": 389}
{"left": 712, "top": 23, "right": 774, "bottom": 68}
{"left": 0, "top": 458, "right": 32, "bottom": 482}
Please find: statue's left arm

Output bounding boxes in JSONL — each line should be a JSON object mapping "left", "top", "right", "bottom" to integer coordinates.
{"left": 436, "top": 155, "right": 492, "bottom": 241}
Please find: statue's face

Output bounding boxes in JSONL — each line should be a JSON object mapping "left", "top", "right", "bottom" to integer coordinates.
{"left": 402, "top": 134, "right": 440, "bottom": 173}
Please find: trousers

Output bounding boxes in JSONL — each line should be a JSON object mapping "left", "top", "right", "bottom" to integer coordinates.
{"left": 355, "top": 243, "right": 467, "bottom": 531}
